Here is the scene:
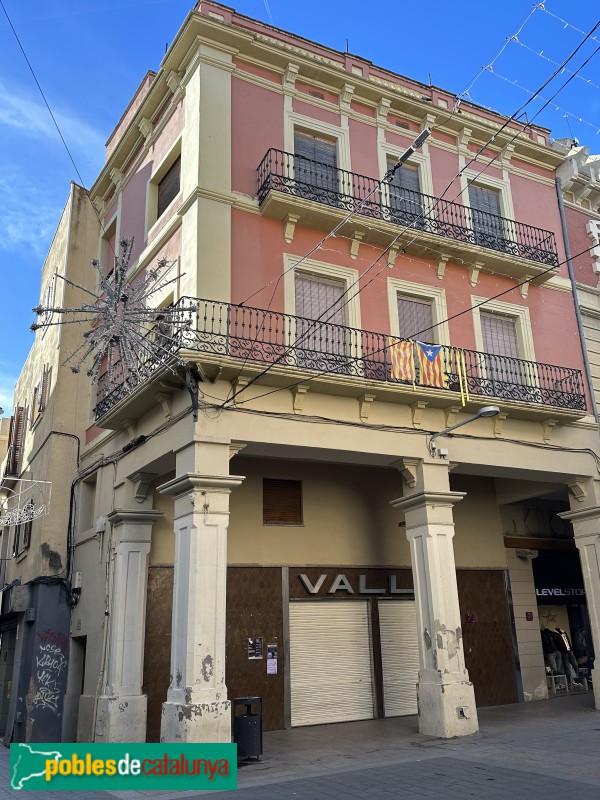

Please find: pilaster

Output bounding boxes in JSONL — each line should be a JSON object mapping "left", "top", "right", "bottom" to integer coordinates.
{"left": 391, "top": 458, "right": 478, "bottom": 737}
{"left": 95, "top": 509, "right": 163, "bottom": 742}
{"left": 158, "top": 439, "right": 244, "bottom": 742}
{"left": 559, "top": 501, "right": 600, "bottom": 710}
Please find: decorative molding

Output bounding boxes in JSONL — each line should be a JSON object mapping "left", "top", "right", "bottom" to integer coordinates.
{"left": 157, "top": 473, "right": 245, "bottom": 500}
{"left": 493, "top": 413, "right": 508, "bottom": 438}
{"left": 283, "top": 213, "right": 300, "bottom": 243}
{"left": 122, "top": 419, "right": 136, "bottom": 439}
{"left": 232, "top": 376, "right": 250, "bottom": 405}
{"left": 387, "top": 245, "right": 399, "bottom": 269}
{"left": 566, "top": 478, "right": 587, "bottom": 502}
{"left": 390, "top": 490, "right": 466, "bottom": 513}
{"left": 109, "top": 168, "right": 124, "bottom": 189}
{"left": 292, "top": 384, "right": 309, "bottom": 413}
{"left": 350, "top": 231, "right": 364, "bottom": 259}
{"left": 229, "top": 442, "right": 247, "bottom": 460}
{"left": 587, "top": 220, "right": 600, "bottom": 275}
{"left": 519, "top": 278, "right": 532, "bottom": 299}
{"left": 458, "top": 127, "right": 472, "bottom": 154}
{"left": 166, "top": 69, "right": 182, "bottom": 95}
{"left": 541, "top": 418, "right": 558, "bottom": 443}
{"left": 138, "top": 117, "right": 154, "bottom": 141}
{"left": 283, "top": 62, "right": 300, "bottom": 90}
{"left": 393, "top": 457, "right": 420, "bottom": 489}
{"left": 468, "top": 262, "right": 482, "bottom": 287}
{"left": 437, "top": 254, "right": 449, "bottom": 280}
{"left": 129, "top": 472, "right": 158, "bottom": 504}
{"left": 358, "top": 393, "right": 376, "bottom": 422}
{"left": 444, "top": 406, "right": 461, "bottom": 428}
{"left": 410, "top": 400, "right": 428, "bottom": 428}
{"left": 376, "top": 97, "right": 392, "bottom": 124}
{"left": 339, "top": 83, "right": 355, "bottom": 111}
{"left": 154, "top": 391, "right": 173, "bottom": 419}
{"left": 500, "top": 143, "right": 515, "bottom": 168}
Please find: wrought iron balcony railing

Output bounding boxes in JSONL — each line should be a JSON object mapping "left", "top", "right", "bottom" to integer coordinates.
{"left": 257, "top": 148, "right": 560, "bottom": 268}
{"left": 94, "top": 298, "right": 586, "bottom": 418}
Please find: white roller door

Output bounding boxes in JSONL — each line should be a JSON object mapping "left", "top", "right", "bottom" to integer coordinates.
{"left": 289, "top": 601, "right": 375, "bottom": 727}
{"left": 379, "top": 600, "right": 420, "bottom": 717}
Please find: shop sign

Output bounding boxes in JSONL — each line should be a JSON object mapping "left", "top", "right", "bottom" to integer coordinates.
{"left": 298, "top": 573, "right": 413, "bottom": 596}
{"left": 535, "top": 588, "right": 585, "bottom": 598}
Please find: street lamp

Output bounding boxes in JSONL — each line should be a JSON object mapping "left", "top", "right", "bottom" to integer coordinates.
{"left": 428, "top": 405, "right": 500, "bottom": 457}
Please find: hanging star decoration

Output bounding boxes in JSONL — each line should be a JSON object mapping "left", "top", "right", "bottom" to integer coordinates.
{"left": 540, "top": 609, "right": 559, "bottom": 625}
{"left": 31, "top": 238, "right": 198, "bottom": 413}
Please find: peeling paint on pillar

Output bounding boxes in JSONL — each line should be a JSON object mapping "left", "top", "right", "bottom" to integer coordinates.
{"left": 176, "top": 670, "right": 182, "bottom": 686}
{"left": 201, "top": 655, "right": 214, "bottom": 682}
{"left": 423, "top": 628, "right": 432, "bottom": 649}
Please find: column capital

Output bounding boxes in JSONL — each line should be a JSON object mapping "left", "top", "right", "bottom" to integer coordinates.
{"left": 157, "top": 473, "right": 245, "bottom": 499}
{"left": 107, "top": 509, "right": 163, "bottom": 526}
{"left": 559, "top": 505, "right": 600, "bottom": 523}
{"left": 391, "top": 490, "right": 466, "bottom": 514}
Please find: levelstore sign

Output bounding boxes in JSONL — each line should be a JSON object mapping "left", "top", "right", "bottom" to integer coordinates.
{"left": 10, "top": 743, "right": 236, "bottom": 791}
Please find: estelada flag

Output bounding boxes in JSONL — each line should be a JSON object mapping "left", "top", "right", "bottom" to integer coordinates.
{"left": 388, "top": 338, "right": 415, "bottom": 384}
{"left": 416, "top": 341, "right": 445, "bottom": 388}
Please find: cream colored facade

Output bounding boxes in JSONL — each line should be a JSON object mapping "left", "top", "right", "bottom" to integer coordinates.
{"left": 0, "top": 184, "right": 99, "bottom": 744}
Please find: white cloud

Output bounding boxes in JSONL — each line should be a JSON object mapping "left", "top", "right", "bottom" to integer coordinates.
{"left": 0, "top": 370, "right": 18, "bottom": 415}
{"left": 0, "top": 79, "right": 105, "bottom": 171}
{"left": 0, "top": 174, "right": 61, "bottom": 258}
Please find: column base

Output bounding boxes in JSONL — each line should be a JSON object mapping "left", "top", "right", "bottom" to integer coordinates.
{"left": 95, "top": 695, "right": 148, "bottom": 742}
{"left": 590, "top": 667, "right": 600, "bottom": 710}
{"left": 417, "top": 671, "right": 479, "bottom": 738}
{"left": 161, "top": 698, "right": 231, "bottom": 743}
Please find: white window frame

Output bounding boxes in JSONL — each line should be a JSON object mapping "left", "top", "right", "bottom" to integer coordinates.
{"left": 285, "top": 113, "right": 351, "bottom": 176}
{"left": 284, "top": 255, "right": 361, "bottom": 364}
{"left": 471, "top": 296, "right": 535, "bottom": 362}
{"left": 387, "top": 279, "right": 449, "bottom": 345}
{"left": 377, "top": 141, "right": 434, "bottom": 201}
{"left": 461, "top": 170, "right": 515, "bottom": 223}
{"left": 145, "top": 138, "right": 182, "bottom": 237}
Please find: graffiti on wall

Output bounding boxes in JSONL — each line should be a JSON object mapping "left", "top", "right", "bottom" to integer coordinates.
{"left": 31, "top": 629, "right": 68, "bottom": 714}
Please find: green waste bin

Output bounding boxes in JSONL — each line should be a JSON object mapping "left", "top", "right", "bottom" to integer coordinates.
{"left": 233, "top": 697, "right": 262, "bottom": 760}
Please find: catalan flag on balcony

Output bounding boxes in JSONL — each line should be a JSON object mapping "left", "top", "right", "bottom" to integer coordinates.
{"left": 416, "top": 341, "right": 445, "bottom": 388}
{"left": 388, "top": 338, "right": 415, "bottom": 386}
{"left": 455, "top": 348, "right": 470, "bottom": 406}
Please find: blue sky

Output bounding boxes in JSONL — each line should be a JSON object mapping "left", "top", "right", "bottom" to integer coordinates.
{"left": 0, "top": 0, "right": 598, "bottom": 414}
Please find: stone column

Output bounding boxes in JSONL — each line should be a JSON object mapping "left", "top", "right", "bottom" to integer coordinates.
{"left": 391, "top": 458, "right": 478, "bottom": 737}
{"left": 95, "top": 509, "right": 162, "bottom": 742}
{"left": 158, "top": 439, "right": 244, "bottom": 742}
{"left": 559, "top": 501, "right": 600, "bottom": 710}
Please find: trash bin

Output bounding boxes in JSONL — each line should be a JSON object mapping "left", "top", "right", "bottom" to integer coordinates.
{"left": 233, "top": 696, "right": 262, "bottom": 760}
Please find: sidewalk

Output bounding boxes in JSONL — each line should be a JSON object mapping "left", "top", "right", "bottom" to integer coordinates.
{"left": 2, "top": 692, "right": 599, "bottom": 799}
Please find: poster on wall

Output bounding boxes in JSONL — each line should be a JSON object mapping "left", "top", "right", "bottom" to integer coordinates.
{"left": 267, "top": 643, "right": 278, "bottom": 674}
{"left": 248, "top": 637, "right": 264, "bottom": 659}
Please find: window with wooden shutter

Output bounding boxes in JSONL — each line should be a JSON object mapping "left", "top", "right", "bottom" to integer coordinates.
{"left": 39, "top": 365, "right": 51, "bottom": 410}
{"left": 157, "top": 156, "right": 181, "bottom": 218}
{"left": 294, "top": 132, "right": 338, "bottom": 192}
{"left": 469, "top": 185, "right": 505, "bottom": 246}
{"left": 397, "top": 294, "right": 434, "bottom": 342}
{"left": 295, "top": 273, "right": 347, "bottom": 365}
{"left": 480, "top": 312, "right": 519, "bottom": 358}
{"left": 263, "top": 479, "right": 303, "bottom": 525}
{"left": 12, "top": 525, "right": 20, "bottom": 558}
{"left": 480, "top": 311, "right": 521, "bottom": 389}
{"left": 387, "top": 161, "right": 424, "bottom": 226}
{"left": 6, "top": 406, "right": 25, "bottom": 477}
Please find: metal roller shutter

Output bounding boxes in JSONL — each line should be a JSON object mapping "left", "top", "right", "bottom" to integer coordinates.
{"left": 289, "top": 601, "right": 375, "bottom": 727}
{"left": 379, "top": 600, "right": 420, "bottom": 717}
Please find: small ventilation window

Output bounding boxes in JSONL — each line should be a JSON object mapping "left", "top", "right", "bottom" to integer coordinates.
{"left": 263, "top": 479, "right": 303, "bottom": 525}
{"left": 309, "top": 89, "right": 325, "bottom": 100}
{"left": 157, "top": 156, "right": 181, "bottom": 219}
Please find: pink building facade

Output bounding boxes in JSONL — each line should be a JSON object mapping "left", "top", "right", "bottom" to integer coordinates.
{"left": 61, "top": 2, "right": 600, "bottom": 746}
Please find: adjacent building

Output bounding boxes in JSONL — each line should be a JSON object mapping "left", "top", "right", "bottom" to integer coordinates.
{"left": 0, "top": 184, "right": 98, "bottom": 743}
{"left": 3, "top": 2, "right": 600, "bottom": 745}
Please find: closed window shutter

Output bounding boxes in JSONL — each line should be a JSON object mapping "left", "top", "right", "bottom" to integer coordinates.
{"left": 390, "top": 162, "right": 421, "bottom": 193}
{"left": 397, "top": 295, "right": 434, "bottom": 341}
{"left": 263, "top": 479, "right": 303, "bottom": 524}
{"left": 469, "top": 186, "right": 501, "bottom": 216}
{"left": 295, "top": 274, "right": 345, "bottom": 325}
{"left": 388, "top": 161, "right": 423, "bottom": 221}
{"left": 480, "top": 312, "right": 519, "bottom": 358}
{"left": 157, "top": 156, "right": 181, "bottom": 218}
{"left": 294, "top": 132, "right": 337, "bottom": 191}
{"left": 40, "top": 366, "right": 52, "bottom": 410}
{"left": 7, "top": 406, "right": 25, "bottom": 476}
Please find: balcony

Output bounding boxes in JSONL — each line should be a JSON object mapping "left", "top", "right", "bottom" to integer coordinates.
{"left": 94, "top": 298, "right": 586, "bottom": 421}
{"left": 257, "top": 149, "right": 560, "bottom": 283}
